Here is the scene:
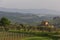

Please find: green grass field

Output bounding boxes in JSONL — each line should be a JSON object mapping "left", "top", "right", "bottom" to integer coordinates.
{"left": 23, "top": 37, "right": 52, "bottom": 40}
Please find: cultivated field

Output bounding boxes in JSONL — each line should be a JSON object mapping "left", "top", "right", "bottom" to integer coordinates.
{"left": 0, "top": 31, "right": 60, "bottom": 40}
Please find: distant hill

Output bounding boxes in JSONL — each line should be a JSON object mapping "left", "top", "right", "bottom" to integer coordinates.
{"left": 0, "top": 11, "right": 40, "bottom": 24}
{"left": 0, "top": 8, "right": 60, "bottom": 25}
{"left": 0, "top": 7, "right": 60, "bottom": 15}
{"left": 0, "top": 11, "right": 53, "bottom": 24}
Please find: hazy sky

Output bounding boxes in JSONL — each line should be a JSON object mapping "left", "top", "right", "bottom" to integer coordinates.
{"left": 0, "top": 0, "right": 60, "bottom": 11}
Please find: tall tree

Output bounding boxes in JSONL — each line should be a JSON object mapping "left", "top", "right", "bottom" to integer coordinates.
{"left": 0, "top": 17, "right": 11, "bottom": 31}
{"left": 0, "top": 17, "right": 11, "bottom": 26}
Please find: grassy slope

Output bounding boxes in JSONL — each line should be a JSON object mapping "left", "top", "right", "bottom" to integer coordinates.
{"left": 22, "top": 37, "right": 52, "bottom": 40}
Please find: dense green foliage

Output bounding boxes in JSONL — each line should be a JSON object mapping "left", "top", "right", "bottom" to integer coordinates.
{"left": 0, "top": 17, "right": 11, "bottom": 26}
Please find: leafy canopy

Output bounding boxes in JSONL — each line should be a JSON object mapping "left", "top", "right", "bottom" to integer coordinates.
{"left": 0, "top": 17, "right": 11, "bottom": 26}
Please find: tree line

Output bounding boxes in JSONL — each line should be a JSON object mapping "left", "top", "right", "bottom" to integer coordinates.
{"left": 0, "top": 17, "right": 58, "bottom": 32}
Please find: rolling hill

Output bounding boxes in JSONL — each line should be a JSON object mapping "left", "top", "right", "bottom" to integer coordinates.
{"left": 0, "top": 8, "right": 60, "bottom": 25}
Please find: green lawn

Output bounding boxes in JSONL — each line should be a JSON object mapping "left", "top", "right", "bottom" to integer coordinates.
{"left": 23, "top": 37, "right": 53, "bottom": 40}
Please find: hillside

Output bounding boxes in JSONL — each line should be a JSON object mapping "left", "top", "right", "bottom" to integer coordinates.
{"left": 0, "top": 11, "right": 54, "bottom": 24}
{"left": 0, "top": 8, "right": 60, "bottom": 15}
{"left": 0, "top": 8, "right": 60, "bottom": 25}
